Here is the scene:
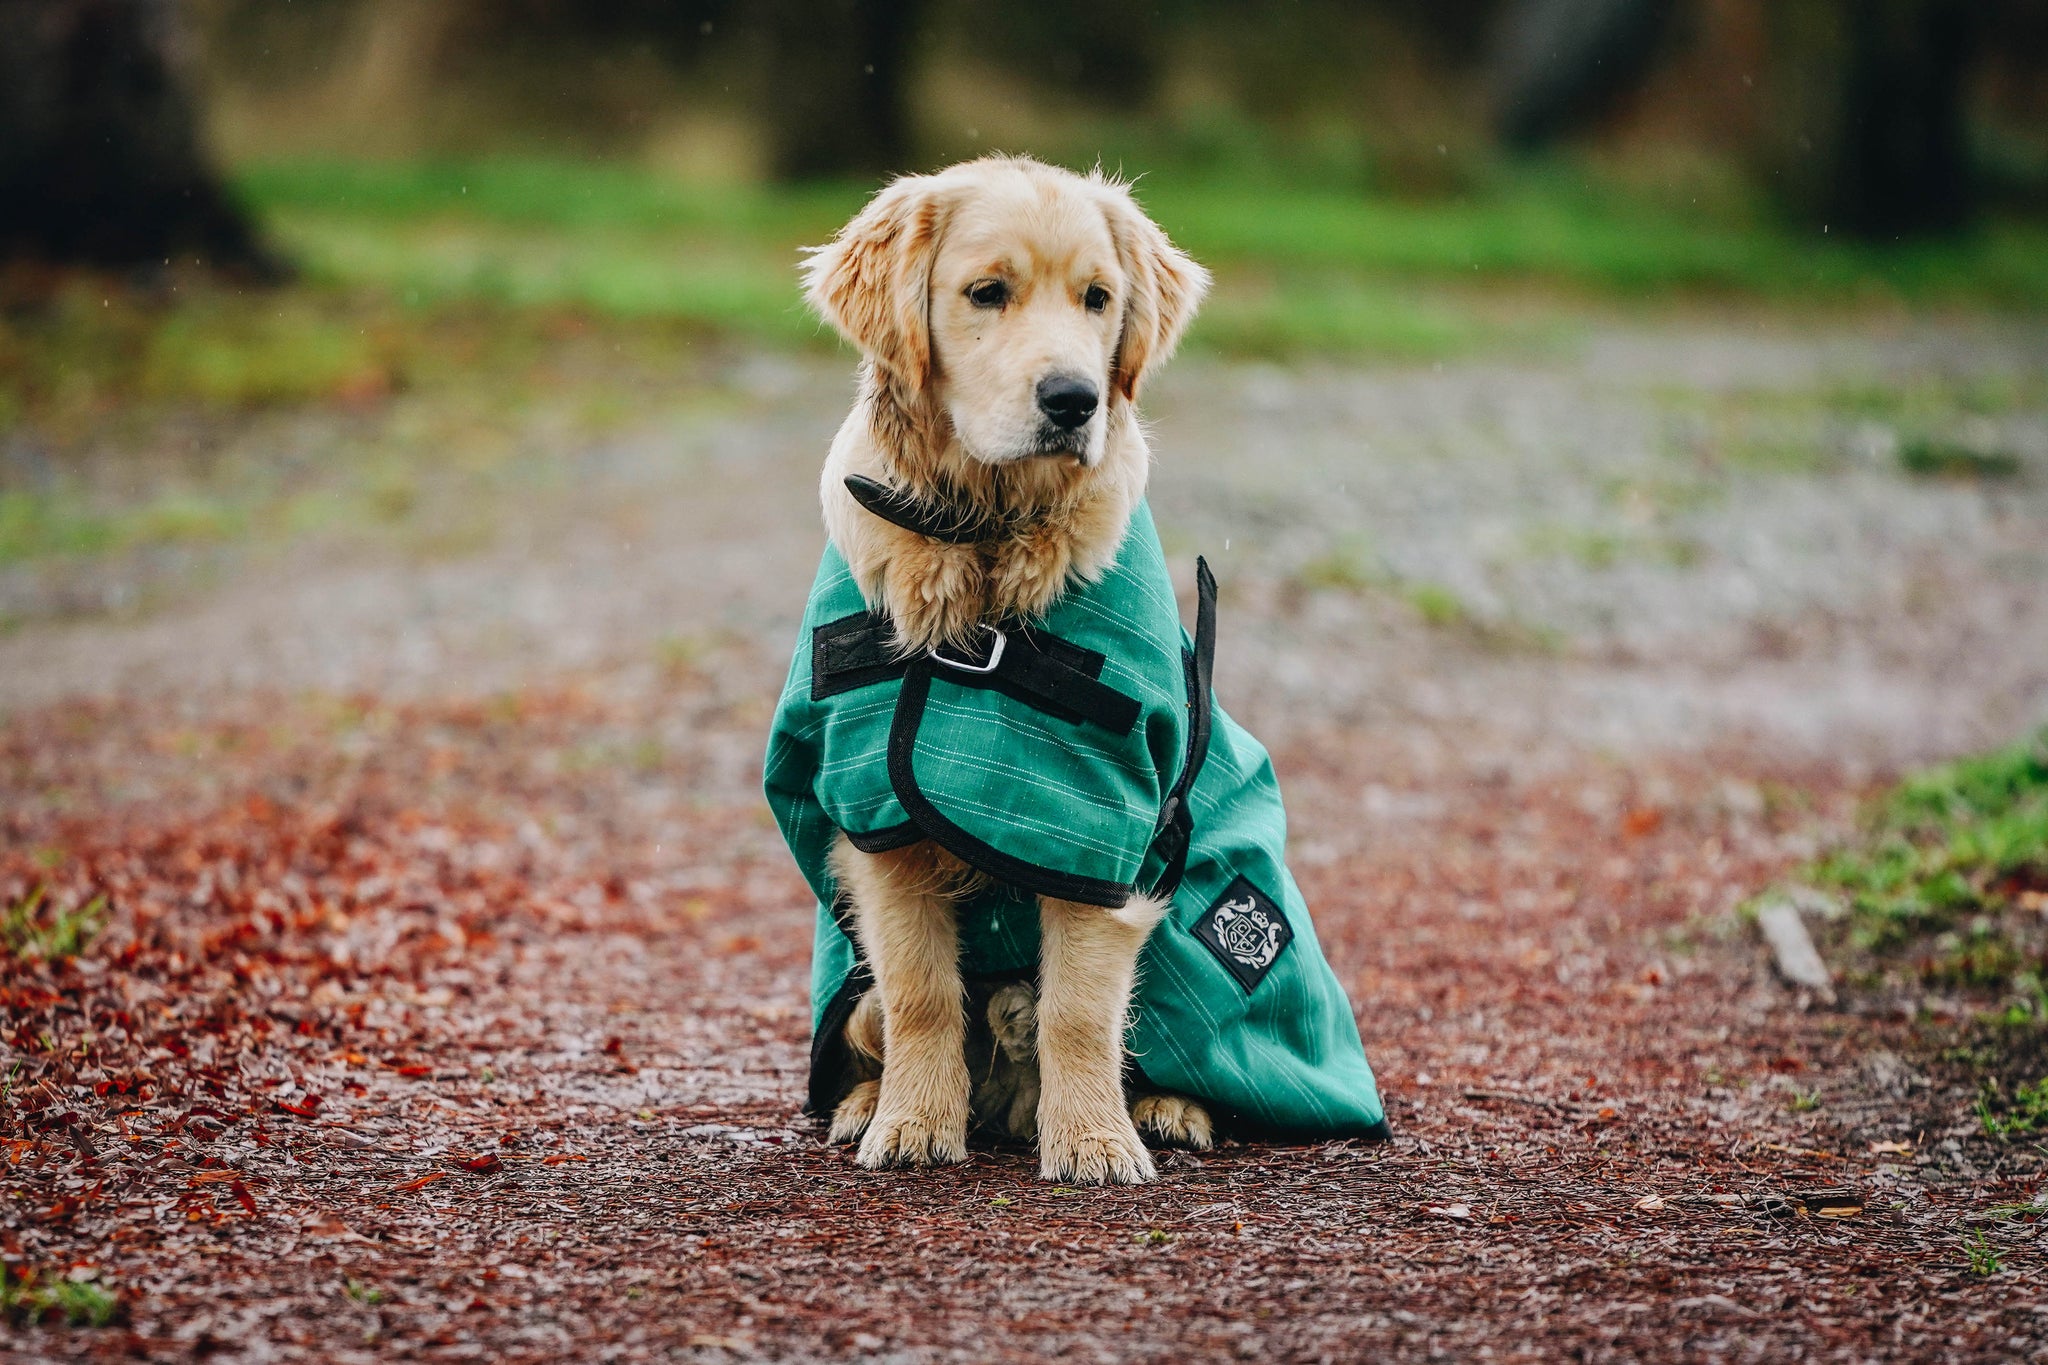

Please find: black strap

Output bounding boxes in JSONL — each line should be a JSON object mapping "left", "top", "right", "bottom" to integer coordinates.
{"left": 1148, "top": 557, "right": 1218, "bottom": 900}
{"left": 887, "top": 658, "right": 1136, "bottom": 909}
{"left": 953, "top": 628, "right": 1142, "bottom": 735}
{"left": 845, "top": 474, "right": 1014, "bottom": 545}
{"left": 1188, "top": 556, "right": 1219, "bottom": 777}
{"left": 812, "top": 611, "right": 1140, "bottom": 736}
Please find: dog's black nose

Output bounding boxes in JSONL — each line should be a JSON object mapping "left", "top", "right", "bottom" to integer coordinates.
{"left": 1035, "top": 374, "right": 1098, "bottom": 431}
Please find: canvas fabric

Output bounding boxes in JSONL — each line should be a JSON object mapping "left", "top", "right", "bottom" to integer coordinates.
{"left": 764, "top": 504, "right": 1389, "bottom": 1139}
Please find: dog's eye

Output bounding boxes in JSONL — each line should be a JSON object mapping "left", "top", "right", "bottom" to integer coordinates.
{"left": 1084, "top": 284, "right": 1111, "bottom": 313}
{"left": 967, "top": 280, "right": 1008, "bottom": 309}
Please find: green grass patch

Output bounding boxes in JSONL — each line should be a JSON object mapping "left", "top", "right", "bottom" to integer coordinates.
{"left": 1196, "top": 271, "right": 1490, "bottom": 359}
{"left": 1, "top": 1268, "right": 121, "bottom": 1328}
{"left": 1979, "top": 1074, "right": 2048, "bottom": 1140}
{"left": 343, "top": 1277, "right": 385, "bottom": 1306}
{"left": 0, "top": 488, "right": 245, "bottom": 564}
{"left": 1898, "top": 438, "right": 2024, "bottom": 482}
{"left": 1295, "top": 537, "right": 1386, "bottom": 593}
{"left": 224, "top": 155, "right": 2048, "bottom": 361}
{"left": 269, "top": 213, "right": 825, "bottom": 345}
{"left": 10, "top": 153, "right": 2046, "bottom": 436}
{"left": 1, "top": 887, "right": 107, "bottom": 960}
{"left": 1133, "top": 168, "right": 2048, "bottom": 304}
{"left": 238, "top": 157, "right": 862, "bottom": 238}
{"left": 1402, "top": 581, "right": 1469, "bottom": 628}
{"left": 0, "top": 283, "right": 412, "bottom": 428}
{"left": 1962, "top": 1229, "right": 2006, "bottom": 1276}
{"left": 1798, "top": 729, "right": 2048, "bottom": 988}
{"left": 239, "top": 158, "right": 852, "bottom": 350}
{"left": 1519, "top": 523, "right": 1704, "bottom": 570}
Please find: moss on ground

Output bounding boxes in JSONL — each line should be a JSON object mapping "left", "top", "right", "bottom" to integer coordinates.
{"left": 1792, "top": 730, "right": 2048, "bottom": 1013}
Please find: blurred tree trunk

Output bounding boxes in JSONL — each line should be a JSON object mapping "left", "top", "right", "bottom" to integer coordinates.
{"left": 756, "top": 0, "right": 920, "bottom": 180}
{"left": 1765, "top": 0, "right": 1976, "bottom": 237}
{"left": 1490, "top": 0, "right": 1679, "bottom": 151}
{"left": 1492, "top": 0, "right": 1979, "bottom": 239}
{"left": 0, "top": 0, "right": 277, "bottom": 271}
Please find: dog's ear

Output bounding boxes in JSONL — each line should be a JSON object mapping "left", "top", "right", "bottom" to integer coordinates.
{"left": 1100, "top": 187, "right": 1210, "bottom": 404}
{"left": 802, "top": 174, "right": 955, "bottom": 398}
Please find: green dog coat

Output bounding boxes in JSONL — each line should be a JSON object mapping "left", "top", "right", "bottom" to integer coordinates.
{"left": 764, "top": 498, "right": 1389, "bottom": 1140}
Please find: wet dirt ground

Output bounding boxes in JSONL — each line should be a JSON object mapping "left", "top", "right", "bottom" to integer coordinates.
{"left": 4, "top": 318, "right": 2047, "bottom": 1360}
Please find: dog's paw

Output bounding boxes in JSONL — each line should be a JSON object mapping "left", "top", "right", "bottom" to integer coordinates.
{"left": 856, "top": 1109, "right": 968, "bottom": 1169}
{"left": 1038, "top": 1123, "right": 1156, "bottom": 1185}
{"left": 828, "top": 1080, "right": 881, "bottom": 1144}
{"left": 1131, "top": 1093, "right": 1214, "bottom": 1151}
{"left": 985, "top": 983, "right": 1038, "bottom": 1063}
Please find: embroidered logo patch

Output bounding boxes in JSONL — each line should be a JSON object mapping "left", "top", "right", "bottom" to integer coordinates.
{"left": 1192, "top": 876, "right": 1293, "bottom": 992}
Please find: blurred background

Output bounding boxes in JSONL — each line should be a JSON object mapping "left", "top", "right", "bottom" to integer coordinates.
{"left": 2, "top": 0, "right": 2046, "bottom": 768}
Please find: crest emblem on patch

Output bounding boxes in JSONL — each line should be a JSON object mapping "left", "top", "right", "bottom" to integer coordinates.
{"left": 1192, "top": 876, "right": 1294, "bottom": 992}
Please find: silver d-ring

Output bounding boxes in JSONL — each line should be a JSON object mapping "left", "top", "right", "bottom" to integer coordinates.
{"left": 930, "top": 625, "right": 1007, "bottom": 675}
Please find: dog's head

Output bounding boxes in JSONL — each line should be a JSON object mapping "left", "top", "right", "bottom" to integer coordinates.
{"left": 803, "top": 157, "right": 1209, "bottom": 469}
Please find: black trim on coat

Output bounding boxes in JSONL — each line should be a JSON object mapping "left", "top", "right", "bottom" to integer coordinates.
{"left": 805, "top": 962, "right": 873, "bottom": 1120}
{"left": 886, "top": 659, "right": 1139, "bottom": 909}
{"left": 842, "top": 821, "right": 925, "bottom": 853}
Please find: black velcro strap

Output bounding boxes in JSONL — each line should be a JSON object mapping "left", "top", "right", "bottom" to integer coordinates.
{"left": 811, "top": 612, "right": 907, "bottom": 700}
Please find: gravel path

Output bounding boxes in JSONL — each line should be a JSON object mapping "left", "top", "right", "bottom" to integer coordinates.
{"left": 6, "top": 319, "right": 2044, "bottom": 766}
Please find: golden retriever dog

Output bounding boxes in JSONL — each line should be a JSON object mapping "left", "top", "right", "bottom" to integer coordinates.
{"left": 799, "top": 156, "right": 1211, "bottom": 1185}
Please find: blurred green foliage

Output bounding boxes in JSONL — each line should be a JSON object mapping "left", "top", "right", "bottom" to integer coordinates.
{"left": 0, "top": 1267, "right": 120, "bottom": 1329}
{"left": 229, "top": 155, "right": 2048, "bottom": 359}
{"left": 0, "top": 888, "right": 107, "bottom": 961}
{"left": 8, "top": 153, "right": 2046, "bottom": 442}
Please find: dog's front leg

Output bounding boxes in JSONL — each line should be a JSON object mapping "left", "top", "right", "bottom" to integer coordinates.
{"left": 1035, "top": 894, "right": 1169, "bottom": 1185}
{"left": 834, "top": 839, "right": 970, "bottom": 1168}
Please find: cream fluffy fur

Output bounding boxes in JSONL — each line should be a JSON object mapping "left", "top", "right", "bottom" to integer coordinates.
{"left": 802, "top": 157, "right": 1214, "bottom": 1185}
